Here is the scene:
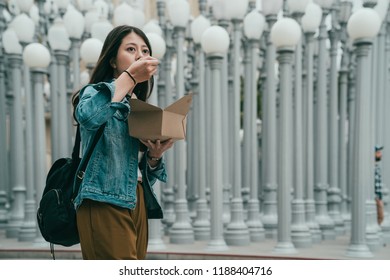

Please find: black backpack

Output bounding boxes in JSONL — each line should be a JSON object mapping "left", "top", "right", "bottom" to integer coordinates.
{"left": 37, "top": 124, "right": 105, "bottom": 253}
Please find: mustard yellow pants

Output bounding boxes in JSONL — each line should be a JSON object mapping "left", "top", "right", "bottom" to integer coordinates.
{"left": 76, "top": 183, "right": 148, "bottom": 260}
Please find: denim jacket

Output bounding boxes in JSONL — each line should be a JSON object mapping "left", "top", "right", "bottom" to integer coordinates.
{"left": 73, "top": 80, "right": 167, "bottom": 217}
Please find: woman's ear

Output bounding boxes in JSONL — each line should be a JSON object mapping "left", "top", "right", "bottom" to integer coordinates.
{"left": 110, "top": 58, "right": 116, "bottom": 69}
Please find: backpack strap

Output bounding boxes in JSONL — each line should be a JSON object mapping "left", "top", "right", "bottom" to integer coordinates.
{"left": 71, "top": 125, "right": 82, "bottom": 161}
{"left": 71, "top": 123, "right": 106, "bottom": 198}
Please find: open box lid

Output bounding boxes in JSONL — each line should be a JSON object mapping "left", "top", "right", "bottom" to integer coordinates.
{"left": 128, "top": 94, "right": 193, "bottom": 141}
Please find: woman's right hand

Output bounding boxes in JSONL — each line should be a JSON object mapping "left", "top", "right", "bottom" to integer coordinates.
{"left": 127, "top": 56, "right": 159, "bottom": 84}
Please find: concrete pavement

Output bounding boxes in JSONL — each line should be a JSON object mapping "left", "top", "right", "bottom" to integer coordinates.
{"left": 0, "top": 229, "right": 388, "bottom": 260}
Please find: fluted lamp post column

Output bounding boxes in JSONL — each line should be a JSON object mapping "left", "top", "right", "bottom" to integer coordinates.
{"left": 22, "top": 43, "right": 51, "bottom": 242}
{"left": 9, "top": 10, "right": 36, "bottom": 242}
{"left": 345, "top": 7, "right": 381, "bottom": 258}
{"left": 190, "top": 14, "right": 211, "bottom": 241}
{"left": 337, "top": 0, "right": 353, "bottom": 234}
{"left": 301, "top": 1, "right": 323, "bottom": 244}
{"left": 156, "top": 0, "right": 176, "bottom": 233}
{"left": 313, "top": 0, "right": 336, "bottom": 240}
{"left": 210, "top": 0, "right": 232, "bottom": 226}
{"left": 167, "top": 0, "right": 194, "bottom": 244}
{"left": 242, "top": 9, "right": 266, "bottom": 242}
{"left": 224, "top": 0, "right": 251, "bottom": 247}
{"left": 365, "top": 0, "right": 384, "bottom": 252}
{"left": 374, "top": 0, "right": 390, "bottom": 243}
{"left": 48, "top": 18, "right": 71, "bottom": 160}
{"left": 327, "top": 0, "right": 345, "bottom": 237}
{"left": 145, "top": 32, "right": 167, "bottom": 250}
{"left": 2, "top": 28, "right": 26, "bottom": 239}
{"left": 201, "top": 25, "right": 230, "bottom": 251}
{"left": 287, "top": 0, "right": 312, "bottom": 249}
{"left": 270, "top": 17, "right": 301, "bottom": 254}
{"left": 260, "top": 0, "right": 283, "bottom": 239}
{"left": 0, "top": 0, "right": 8, "bottom": 228}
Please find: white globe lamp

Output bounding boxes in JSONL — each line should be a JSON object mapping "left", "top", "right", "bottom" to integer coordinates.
{"left": 244, "top": 10, "right": 266, "bottom": 40}
{"left": 2, "top": 28, "right": 23, "bottom": 54}
{"left": 9, "top": 13, "right": 35, "bottom": 44}
{"left": 80, "top": 37, "right": 103, "bottom": 65}
{"left": 301, "top": 2, "right": 322, "bottom": 33}
{"left": 48, "top": 17, "right": 71, "bottom": 51}
{"left": 191, "top": 14, "right": 211, "bottom": 44}
{"left": 201, "top": 25, "right": 230, "bottom": 55}
{"left": 168, "top": 0, "right": 190, "bottom": 28}
{"left": 146, "top": 33, "right": 166, "bottom": 60}
{"left": 347, "top": 7, "right": 381, "bottom": 41}
{"left": 23, "top": 43, "right": 51, "bottom": 68}
{"left": 143, "top": 20, "right": 163, "bottom": 36}
{"left": 270, "top": 17, "right": 301, "bottom": 48}
{"left": 63, "top": 5, "right": 85, "bottom": 39}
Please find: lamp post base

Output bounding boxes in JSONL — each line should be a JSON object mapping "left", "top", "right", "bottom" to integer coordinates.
{"left": 273, "top": 242, "right": 298, "bottom": 254}
{"left": 345, "top": 244, "right": 373, "bottom": 258}
{"left": 206, "top": 239, "right": 229, "bottom": 252}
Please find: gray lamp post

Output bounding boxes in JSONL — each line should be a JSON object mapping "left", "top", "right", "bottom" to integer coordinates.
{"left": 0, "top": 0, "right": 9, "bottom": 228}
{"left": 224, "top": 0, "right": 251, "bottom": 247}
{"left": 156, "top": 0, "right": 176, "bottom": 233}
{"left": 261, "top": 0, "right": 283, "bottom": 239}
{"left": 345, "top": 6, "right": 381, "bottom": 258}
{"left": 313, "top": 0, "right": 336, "bottom": 240}
{"left": 337, "top": 0, "right": 353, "bottom": 234}
{"left": 347, "top": 45, "right": 357, "bottom": 234}
{"left": 377, "top": 0, "right": 390, "bottom": 243}
{"left": 327, "top": 0, "right": 345, "bottom": 237}
{"left": 167, "top": 0, "right": 194, "bottom": 244}
{"left": 301, "top": 1, "right": 322, "bottom": 244}
{"left": 21, "top": 43, "right": 51, "bottom": 242}
{"left": 145, "top": 32, "right": 167, "bottom": 250}
{"left": 43, "top": 3, "right": 60, "bottom": 163}
{"left": 242, "top": 9, "right": 266, "bottom": 243}
{"left": 191, "top": 13, "right": 211, "bottom": 241}
{"left": 287, "top": 0, "right": 312, "bottom": 249}
{"left": 48, "top": 17, "right": 71, "bottom": 160}
{"left": 201, "top": 24, "right": 230, "bottom": 251}
{"left": 211, "top": 0, "right": 231, "bottom": 226}
{"left": 5, "top": 4, "right": 35, "bottom": 236}
{"left": 366, "top": 0, "right": 387, "bottom": 251}
{"left": 270, "top": 16, "right": 301, "bottom": 254}
{"left": 3, "top": 28, "right": 26, "bottom": 239}
{"left": 10, "top": 10, "right": 37, "bottom": 242}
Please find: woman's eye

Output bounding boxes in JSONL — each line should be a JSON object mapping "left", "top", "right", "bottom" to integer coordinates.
{"left": 127, "top": 47, "right": 135, "bottom": 52}
{"left": 143, "top": 49, "right": 150, "bottom": 54}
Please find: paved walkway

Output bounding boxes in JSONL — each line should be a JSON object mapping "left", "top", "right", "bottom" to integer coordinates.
{"left": 0, "top": 229, "right": 389, "bottom": 260}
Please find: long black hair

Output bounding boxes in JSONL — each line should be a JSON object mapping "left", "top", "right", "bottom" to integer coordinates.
{"left": 72, "top": 25, "right": 154, "bottom": 123}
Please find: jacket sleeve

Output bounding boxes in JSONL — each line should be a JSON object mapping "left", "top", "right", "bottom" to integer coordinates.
{"left": 76, "top": 82, "right": 129, "bottom": 130}
{"left": 139, "top": 152, "right": 167, "bottom": 187}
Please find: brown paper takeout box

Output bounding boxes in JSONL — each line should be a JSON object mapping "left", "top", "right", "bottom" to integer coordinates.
{"left": 128, "top": 94, "right": 193, "bottom": 141}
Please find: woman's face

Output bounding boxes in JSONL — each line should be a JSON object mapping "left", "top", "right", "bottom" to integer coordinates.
{"left": 112, "top": 31, "right": 150, "bottom": 78}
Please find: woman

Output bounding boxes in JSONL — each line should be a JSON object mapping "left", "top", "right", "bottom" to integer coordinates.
{"left": 72, "top": 25, "right": 174, "bottom": 259}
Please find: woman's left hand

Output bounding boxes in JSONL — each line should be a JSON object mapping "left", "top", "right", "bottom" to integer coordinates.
{"left": 139, "top": 139, "right": 174, "bottom": 158}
